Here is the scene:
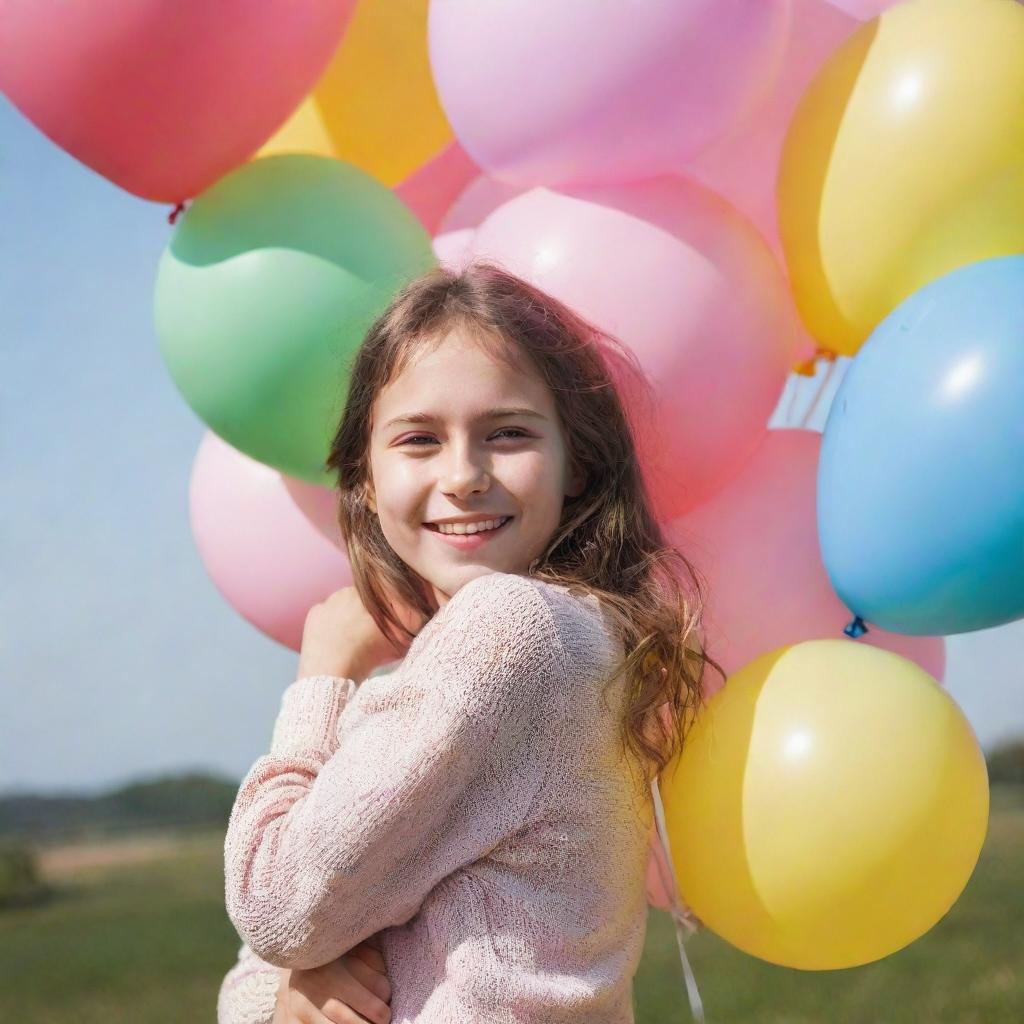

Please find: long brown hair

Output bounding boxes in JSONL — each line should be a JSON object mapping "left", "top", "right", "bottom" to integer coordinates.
{"left": 325, "top": 259, "right": 726, "bottom": 784}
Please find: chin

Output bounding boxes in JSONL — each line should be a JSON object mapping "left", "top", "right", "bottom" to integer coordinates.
{"left": 434, "top": 566, "right": 498, "bottom": 600}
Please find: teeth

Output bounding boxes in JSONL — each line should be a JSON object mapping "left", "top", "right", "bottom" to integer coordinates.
{"left": 435, "top": 516, "right": 510, "bottom": 535}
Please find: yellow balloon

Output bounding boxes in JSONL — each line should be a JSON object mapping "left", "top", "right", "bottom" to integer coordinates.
{"left": 777, "top": 0, "right": 1024, "bottom": 356}
{"left": 259, "top": 97, "right": 336, "bottom": 160}
{"left": 258, "top": 0, "right": 453, "bottom": 186}
{"left": 660, "top": 639, "right": 989, "bottom": 969}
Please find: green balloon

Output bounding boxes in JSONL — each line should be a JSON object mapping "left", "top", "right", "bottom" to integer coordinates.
{"left": 155, "top": 154, "right": 438, "bottom": 485}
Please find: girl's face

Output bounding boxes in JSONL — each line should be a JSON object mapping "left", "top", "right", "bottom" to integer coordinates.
{"left": 366, "top": 328, "right": 585, "bottom": 610}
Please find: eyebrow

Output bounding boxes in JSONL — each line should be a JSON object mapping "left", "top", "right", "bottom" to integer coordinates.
{"left": 382, "top": 407, "right": 547, "bottom": 430}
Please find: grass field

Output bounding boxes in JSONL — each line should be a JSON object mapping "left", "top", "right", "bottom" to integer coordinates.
{"left": 2, "top": 785, "right": 1020, "bottom": 1023}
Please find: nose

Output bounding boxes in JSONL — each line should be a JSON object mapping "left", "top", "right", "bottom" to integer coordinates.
{"left": 438, "top": 438, "right": 491, "bottom": 498}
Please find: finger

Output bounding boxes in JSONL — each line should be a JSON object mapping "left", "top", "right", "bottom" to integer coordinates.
{"left": 323, "top": 995, "right": 388, "bottom": 1024}
{"left": 289, "top": 989, "right": 361, "bottom": 1024}
{"left": 343, "top": 953, "right": 392, "bottom": 1004}
{"left": 348, "top": 943, "right": 387, "bottom": 975}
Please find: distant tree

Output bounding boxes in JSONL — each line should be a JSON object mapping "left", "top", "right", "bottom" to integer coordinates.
{"left": 0, "top": 771, "right": 240, "bottom": 842}
{"left": 0, "top": 840, "right": 49, "bottom": 909}
{"left": 986, "top": 738, "right": 1024, "bottom": 785}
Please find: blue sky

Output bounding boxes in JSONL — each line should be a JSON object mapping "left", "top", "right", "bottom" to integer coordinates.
{"left": 2, "top": 96, "right": 1021, "bottom": 797}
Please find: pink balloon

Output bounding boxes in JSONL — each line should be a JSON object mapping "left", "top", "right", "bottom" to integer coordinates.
{"left": 394, "top": 140, "right": 480, "bottom": 236}
{"left": 684, "top": 0, "right": 861, "bottom": 266}
{"left": 825, "top": 0, "right": 901, "bottom": 18}
{"left": 436, "top": 175, "right": 815, "bottom": 374}
{"left": 0, "top": 1, "right": 356, "bottom": 203}
{"left": 664, "top": 429, "right": 946, "bottom": 690}
{"left": 190, "top": 432, "right": 352, "bottom": 650}
{"left": 430, "top": 0, "right": 793, "bottom": 188}
{"left": 281, "top": 476, "right": 344, "bottom": 548}
{"left": 469, "top": 177, "right": 800, "bottom": 518}
{"left": 432, "top": 229, "right": 476, "bottom": 273}
{"left": 438, "top": 174, "right": 528, "bottom": 235}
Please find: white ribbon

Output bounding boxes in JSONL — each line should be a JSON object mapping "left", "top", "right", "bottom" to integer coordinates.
{"left": 650, "top": 775, "right": 706, "bottom": 1023}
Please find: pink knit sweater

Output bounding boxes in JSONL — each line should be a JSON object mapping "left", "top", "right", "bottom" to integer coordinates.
{"left": 219, "top": 570, "right": 657, "bottom": 1023}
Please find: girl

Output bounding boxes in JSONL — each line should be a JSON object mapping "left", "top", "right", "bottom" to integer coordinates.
{"left": 218, "top": 261, "right": 719, "bottom": 1024}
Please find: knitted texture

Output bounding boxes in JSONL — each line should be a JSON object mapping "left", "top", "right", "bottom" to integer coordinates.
{"left": 217, "top": 941, "right": 285, "bottom": 1024}
{"left": 221, "top": 571, "right": 655, "bottom": 1023}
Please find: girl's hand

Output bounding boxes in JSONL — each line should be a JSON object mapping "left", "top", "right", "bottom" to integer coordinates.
{"left": 297, "top": 584, "right": 427, "bottom": 683}
{"left": 272, "top": 940, "right": 392, "bottom": 1024}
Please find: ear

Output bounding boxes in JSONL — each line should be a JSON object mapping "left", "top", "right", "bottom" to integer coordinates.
{"left": 364, "top": 480, "right": 377, "bottom": 515}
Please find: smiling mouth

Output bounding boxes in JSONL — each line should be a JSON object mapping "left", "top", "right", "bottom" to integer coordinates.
{"left": 423, "top": 516, "right": 514, "bottom": 535}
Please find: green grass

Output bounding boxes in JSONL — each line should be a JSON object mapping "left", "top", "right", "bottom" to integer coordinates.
{"left": 1, "top": 786, "right": 1021, "bottom": 1023}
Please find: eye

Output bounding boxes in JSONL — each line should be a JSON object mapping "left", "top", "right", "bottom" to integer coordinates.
{"left": 398, "top": 428, "right": 531, "bottom": 446}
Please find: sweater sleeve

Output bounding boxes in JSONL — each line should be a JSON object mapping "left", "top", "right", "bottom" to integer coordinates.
{"left": 216, "top": 941, "right": 283, "bottom": 1024}
{"left": 223, "top": 571, "right": 564, "bottom": 970}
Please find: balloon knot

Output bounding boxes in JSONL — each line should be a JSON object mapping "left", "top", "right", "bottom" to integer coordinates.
{"left": 844, "top": 615, "right": 869, "bottom": 638}
{"left": 168, "top": 201, "right": 186, "bottom": 226}
{"left": 793, "top": 345, "right": 838, "bottom": 377}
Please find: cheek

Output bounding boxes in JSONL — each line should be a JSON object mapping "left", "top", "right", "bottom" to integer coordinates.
{"left": 508, "top": 448, "right": 560, "bottom": 487}
{"left": 530, "top": 451, "right": 568, "bottom": 498}
{"left": 376, "top": 463, "right": 421, "bottom": 512}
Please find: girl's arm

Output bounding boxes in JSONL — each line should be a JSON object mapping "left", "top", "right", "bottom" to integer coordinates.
{"left": 224, "top": 571, "right": 564, "bottom": 971}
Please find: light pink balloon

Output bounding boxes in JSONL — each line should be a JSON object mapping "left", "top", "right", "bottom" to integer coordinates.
{"left": 432, "top": 229, "right": 476, "bottom": 273}
{"left": 825, "top": 0, "right": 901, "bottom": 18}
{"left": 664, "top": 428, "right": 946, "bottom": 690}
{"left": 429, "top": 0, "right": 793, "bottom": 188}
{"left": 443, "top": 165, "right": 818, "bottom": 369}
{"left": 281, "top": 476, "right": 344, "bottom": 548}
{"left": 394, "top": 140, "right": 480, "bottom": 236}
{"left": 190, "top": 432, "right": 352, "bottom": 650}
{"left": 684, "top": 0, "right": 861, "bottom": 266}
{"left": 438, "top": 175, "right": 528, "bottom": 235}
{"left": 0, "top": 1, "right": 356, "bottom": 203}
{"left": 469, "top": 177, "right": 800, "bottom": 519}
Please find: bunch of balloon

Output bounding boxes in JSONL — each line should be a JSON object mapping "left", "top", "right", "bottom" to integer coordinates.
{"left": 6, "top": 0, "right": 1012, "bottom": 981}
{"left": 653, "top": 0, "right": 1024, "bottom": 971}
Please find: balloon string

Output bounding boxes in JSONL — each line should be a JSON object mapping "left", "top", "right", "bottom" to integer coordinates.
{"left": 799, "top": 350, "right": 839, "bottom": 428}
{"left": 783, "top": 372, "right": 802, "bottom": 425}
{"left": 651, "top": 776, "right": 707, "bottom": 1023}
{"left": 168, "top": 202, "right": 186, "bottom": 225}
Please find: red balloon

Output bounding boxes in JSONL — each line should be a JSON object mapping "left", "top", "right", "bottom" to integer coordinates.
{"left": 1, "top": 0, "right": 356, "bottom": 202}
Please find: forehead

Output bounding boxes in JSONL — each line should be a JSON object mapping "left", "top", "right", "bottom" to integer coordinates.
{"left": 372, "top": 330, "right": 555, "bottom": 427}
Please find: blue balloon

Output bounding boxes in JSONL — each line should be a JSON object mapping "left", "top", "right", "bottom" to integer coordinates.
{"left": 818, "top": 255, "right": 1024, "bottom": 636}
